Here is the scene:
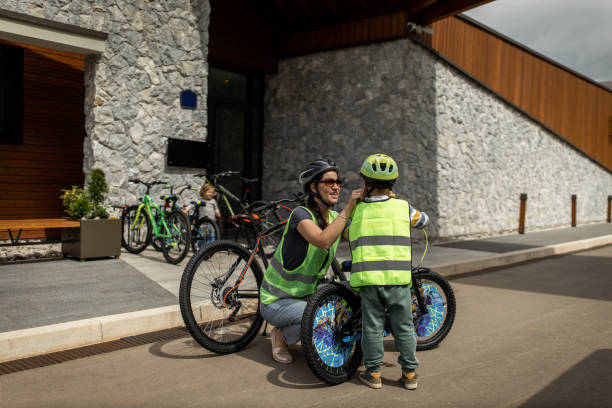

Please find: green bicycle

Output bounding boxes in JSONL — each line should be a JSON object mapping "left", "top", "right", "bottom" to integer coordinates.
{"left": 121, "top": 179, "right": 192, "bottom": 264}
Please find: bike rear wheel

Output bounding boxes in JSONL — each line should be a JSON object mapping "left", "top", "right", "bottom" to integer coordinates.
{"left": 412, "top": 270, "right": 456, "bottom": 351}
{"left": 301, "top": 284, "right": 363, "bottom": 385}
{"left": 161, "top": 211, "right": 191, "bottom": 264}
{"left": 179, "top": 240, "right": 264, "bottom": 354}
{"left": 191, "top": 217, "right": 219, "bottom": 252}
{"left": 121, "top": 205, "right": 151, "bottom": 254}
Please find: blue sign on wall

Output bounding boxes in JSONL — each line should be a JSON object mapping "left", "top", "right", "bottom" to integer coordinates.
{"left": 180, "top": 90, "right": 197, "bottom": 109}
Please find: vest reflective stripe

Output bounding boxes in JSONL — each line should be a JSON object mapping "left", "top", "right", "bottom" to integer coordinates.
{"left": 261, "top": 279, "right": 293, "bottom": 299}
{"left": 350, "top": 235, "right": 411, "bottom": 249}
{"left": 351, "top": 260, "right": 413, "bottom": 273}
{"left": 260, "top": 207, "right": 339, "bottom": 304}
{"left": 349, "top": 199, "right": 412, "bottom": 288}
{"left": 269, "top": 256, "right": 317, "bottom": 284}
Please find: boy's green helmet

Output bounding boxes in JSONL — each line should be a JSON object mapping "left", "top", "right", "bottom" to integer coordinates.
{"left": 360, "top": 154, "right": 398, "bottom": 180}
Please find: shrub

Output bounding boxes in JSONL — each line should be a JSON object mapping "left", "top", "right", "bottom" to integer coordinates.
{"left": 60, "top": 168, "right": 110, "bottom": 219}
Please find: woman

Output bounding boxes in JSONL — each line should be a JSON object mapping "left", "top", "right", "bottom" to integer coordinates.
{"left": 259, "top": 159, "right": 362, "bottom": 364}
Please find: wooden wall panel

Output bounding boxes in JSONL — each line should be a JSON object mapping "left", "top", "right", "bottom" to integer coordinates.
{"left": 432, "top": 16, "right": 612, "bottom": 172}
{"left": 0, "top": 40, "right": 85, "bottom": 236}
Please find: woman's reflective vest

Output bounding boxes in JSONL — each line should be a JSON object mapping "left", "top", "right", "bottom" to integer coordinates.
{"left": 348, "top": 198, "right": 412, "bottom": 288}
{"left": 260, "top": 207, "right": 339, "bottom": 304}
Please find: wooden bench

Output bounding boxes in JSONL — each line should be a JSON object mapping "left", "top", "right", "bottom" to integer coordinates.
{"left": 0, "top": 218, "right": 81, "bottom": 246}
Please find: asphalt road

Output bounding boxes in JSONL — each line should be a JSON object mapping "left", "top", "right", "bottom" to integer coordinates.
{"left": 2, "top": 245, "right": 612, "bottom": 408}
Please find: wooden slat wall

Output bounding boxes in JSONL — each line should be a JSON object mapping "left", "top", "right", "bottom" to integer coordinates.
{"left": 0, "top": 40, "right": 85, "bottom": 239}
{"left": 432, "top": 16, "right": 612, "bottom": 172}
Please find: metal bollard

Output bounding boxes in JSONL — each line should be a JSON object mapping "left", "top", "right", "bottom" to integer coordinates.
{"left": 571, "top": 194, "right": 577, "bottom": 227}
{"left": 518, "top": 193, "right": 527, "bottom": 234}
{"left": 608, "top": 195, "right": 611, "bottom": 223}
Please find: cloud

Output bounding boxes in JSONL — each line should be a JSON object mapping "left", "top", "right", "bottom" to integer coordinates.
{"left": 464, "top": 0, "right": 612, "bottom": 81}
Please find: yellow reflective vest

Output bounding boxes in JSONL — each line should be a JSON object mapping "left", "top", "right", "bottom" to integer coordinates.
{"left": 348, "top": 198, "right": 412, "bottom": 288}
{"left": 260, "top": 207, "right": 339, "bottom": 304}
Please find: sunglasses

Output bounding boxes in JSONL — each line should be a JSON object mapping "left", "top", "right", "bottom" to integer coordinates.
{"left": 319, "top": 178, "right": 344, "bottom": 187}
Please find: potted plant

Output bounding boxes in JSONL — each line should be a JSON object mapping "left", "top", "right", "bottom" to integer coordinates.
{"left": 60, "top": 169, "right": 121, "bottom": 260}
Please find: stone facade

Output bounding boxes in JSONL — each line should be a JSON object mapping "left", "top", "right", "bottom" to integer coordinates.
{"left": 263, "top": 37, "right": 612, "bottom": 239}
{"left": 2, "top": 0, "right": 210, "bottom": 205}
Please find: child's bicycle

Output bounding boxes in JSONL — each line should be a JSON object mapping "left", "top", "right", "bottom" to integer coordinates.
{"left": 178, "top": 211, "right": 456, "bottom": 385}
{"left": 121, "top": 179, "right": 192, "bottom": 264}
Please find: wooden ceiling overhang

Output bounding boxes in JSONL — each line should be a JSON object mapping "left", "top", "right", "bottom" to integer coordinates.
{"left": 208, "top": 0, "right": 493, "bottom": 72}
{"left": 274, "top": 0, "right": 493, "bottom": 56}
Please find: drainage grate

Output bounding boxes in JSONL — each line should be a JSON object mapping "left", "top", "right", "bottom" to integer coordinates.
{"left": 0, "top": 326, "right": 191, "bottom": 376}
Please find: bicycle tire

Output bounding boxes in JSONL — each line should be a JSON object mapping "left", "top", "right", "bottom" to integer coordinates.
{"left": 191, "top": 216, "right": 219, "bottom": 252}
{"left": 121, "top": 205, "right": 151, "bottom": 254}
{"left": 301, "top": 283, "right": 363, "bottom": 385}
{"left": 179, "top": 240, "right": 264, "bottom": 354}
{"left": 161, "top": 210, "right": 191, "bottom": 264}
{"left": 413, "top": 270, "right": 456, "bottom": 351}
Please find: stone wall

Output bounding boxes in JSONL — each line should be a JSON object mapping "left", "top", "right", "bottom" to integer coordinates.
{"left": 263, "top": 37, "right": 612, "bottom": 239}
{"left": 263, "top": 39, "right": 439, "bottom": 226}
{"left": 3, "top": 0, "right": 210, "bottom": 205}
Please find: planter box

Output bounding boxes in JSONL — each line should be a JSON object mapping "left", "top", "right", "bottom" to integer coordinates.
{"left": 61, "top": 218, "right": 121, "bottom": 260}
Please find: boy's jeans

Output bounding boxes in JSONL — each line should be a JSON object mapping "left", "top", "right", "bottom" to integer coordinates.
{"left": 360, "top": 285, "right": 419, "bottom": 373}
{"left": 259, "top": 298, "right": 307, "bottom": 345}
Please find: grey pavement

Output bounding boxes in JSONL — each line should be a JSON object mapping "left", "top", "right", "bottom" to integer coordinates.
{"left": 2, "top": 244, "right": 612, "bottom": 408}
{"left": 0, "top": 222, "right": 611, "bottom": 361}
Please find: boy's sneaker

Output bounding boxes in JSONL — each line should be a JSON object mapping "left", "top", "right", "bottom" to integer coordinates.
{"left": 358, "top": 371, "right": 382, "bottom": 389}
{"left": 400, "top": 372, "right": 418, "bottom": 390}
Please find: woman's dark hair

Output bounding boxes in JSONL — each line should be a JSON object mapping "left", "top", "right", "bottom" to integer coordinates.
{"left": 306, "top": 170, "right": 337, "bottom": 229}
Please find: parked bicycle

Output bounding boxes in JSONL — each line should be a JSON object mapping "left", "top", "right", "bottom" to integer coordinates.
{"left": 187, "top": 197, "right": 220, "bottom": 253}
{"left": 178, "top": 217, "right": 456, "bottom": 384}
{"left": 121, "top": 179, "right": 192, "bottom": 264}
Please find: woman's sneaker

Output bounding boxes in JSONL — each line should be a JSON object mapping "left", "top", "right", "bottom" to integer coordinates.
{"left": 400, "top": 372, "right": 418, "bottom": 390}
{"left": 358, "top": 371, "right": 382, "bottom": 389}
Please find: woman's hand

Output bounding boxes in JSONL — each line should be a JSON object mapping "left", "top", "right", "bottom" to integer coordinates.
{"left": 345, "top": 188, "right": 363, "bottom": 212}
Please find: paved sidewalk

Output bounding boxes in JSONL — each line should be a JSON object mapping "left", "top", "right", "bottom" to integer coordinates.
{"left": 1, "top": 222, "right": 611, "bottom": 362}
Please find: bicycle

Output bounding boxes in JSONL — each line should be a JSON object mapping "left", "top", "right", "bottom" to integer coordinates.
{"left": 195, "top": 171, "right": 293, "bottom": 256}
{"left": 187, "top": 198, "right": 220, "bottom": 253}
{"left": 121, "top": 179, "right": 192, "bottom": 264}
{"left": 178, "top": 213, "right": 456, "bottom": 383}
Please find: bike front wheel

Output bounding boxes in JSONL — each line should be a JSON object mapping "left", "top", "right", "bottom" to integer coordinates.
{"left": 161, "top": 211, "right": 191, "bottom": 264}
{"left": 121, "top": 205, "right": 151, "bottom": 254}
{"left": 179, "top": 240, "right": 264, "bottom": 354}
{"left": 412, "top": 269, "right": 456, "bottom": 351}
{"left": 191, "top": 217, "right": 219, "bottom": 252}
{"left": 301, "top": 284, "right": 363, "bottom": 385}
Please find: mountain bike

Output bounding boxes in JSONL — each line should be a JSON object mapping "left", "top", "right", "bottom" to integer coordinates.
{"left": 121, "top": 179, "right": 192, "bottom": 264}
{"left": 179, "top": 214, "right": 455, "bottom": 378}
{"left": 178, "top": 195, "right": 309, "bottom": 353}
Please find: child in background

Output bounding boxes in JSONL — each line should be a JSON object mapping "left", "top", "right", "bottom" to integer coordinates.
{"left": 198, "top": 183, "right": 221, "bottom": 223}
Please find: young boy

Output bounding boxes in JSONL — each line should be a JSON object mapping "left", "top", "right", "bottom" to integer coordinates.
{"left": 348, "top": 153, "right": 429, "bottom": 390}
{"left": 198, "top": 183, "right": 221, "bottom": 222}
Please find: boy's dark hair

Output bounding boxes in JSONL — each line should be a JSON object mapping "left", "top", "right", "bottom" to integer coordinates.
{"left": 361, "top": 175, "right": 395, "bottom": 191}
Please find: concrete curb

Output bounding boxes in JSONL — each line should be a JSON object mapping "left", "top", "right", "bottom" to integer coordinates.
{"left": 0, "top": 305, "right": 184, "bottom": 363}
{"left": 1, "top": 235, "right": 611, "bottom": 363}
{"left": 433, "top": 234, "right": 612, "bottom": 277}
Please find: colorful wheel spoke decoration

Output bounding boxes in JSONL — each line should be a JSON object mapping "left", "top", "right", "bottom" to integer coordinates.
{"left": 414, "top": 283, "right": 446, "bottom": 337}
{"left": 312, "top": 295, "right": 354, "bottom": 368}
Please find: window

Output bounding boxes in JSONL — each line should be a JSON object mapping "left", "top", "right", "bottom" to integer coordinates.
{"left": 0, "top": 43, "right": 24, "bottom": 145}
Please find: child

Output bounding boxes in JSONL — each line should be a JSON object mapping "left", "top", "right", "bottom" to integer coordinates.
{"left": 348, "top": 153, "right": 429, "bottom": 390}
{"left": 198, "top": 183, "right": 221, "bottom": 223}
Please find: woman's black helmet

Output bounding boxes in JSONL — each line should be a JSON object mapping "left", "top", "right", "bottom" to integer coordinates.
{"left": 298, "top": 159, "right": 339, "bottom": 194}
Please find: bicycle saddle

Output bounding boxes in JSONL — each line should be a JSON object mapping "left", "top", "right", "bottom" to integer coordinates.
{"left": 231, "top": 213, "right": 261, "bottom": 225}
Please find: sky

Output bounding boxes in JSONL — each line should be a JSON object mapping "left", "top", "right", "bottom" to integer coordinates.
{"left": 464, "top": 0, "right": 612, "bottom": 83}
